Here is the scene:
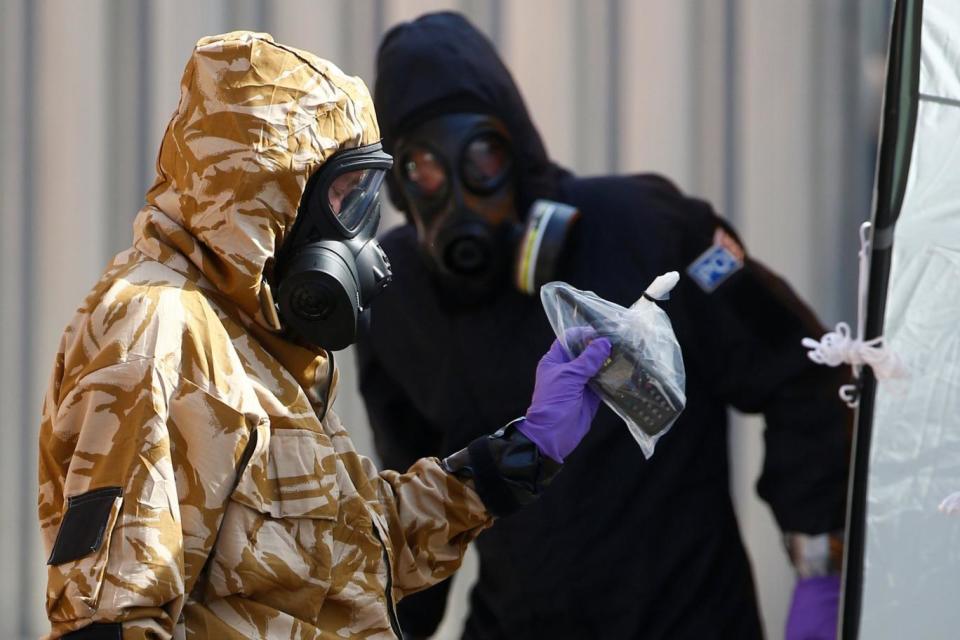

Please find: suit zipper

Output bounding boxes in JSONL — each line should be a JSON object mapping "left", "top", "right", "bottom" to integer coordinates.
{"left": 322, "top": 354, "right": 399, "bottom": 636}
{"left": 371, "top": 522, "right": 403, "bottom": 638}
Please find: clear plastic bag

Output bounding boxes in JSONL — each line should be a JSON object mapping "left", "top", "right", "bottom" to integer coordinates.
{"left": 540, "top": 272, "right": 686, "bottom": 458}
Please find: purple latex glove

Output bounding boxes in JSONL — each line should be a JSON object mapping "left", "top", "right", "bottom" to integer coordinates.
{"left": 518, "top": 337, "right": 612, "bottom": 463}
{"left": 785, "top": 575, "right": 841, "bottom": 640}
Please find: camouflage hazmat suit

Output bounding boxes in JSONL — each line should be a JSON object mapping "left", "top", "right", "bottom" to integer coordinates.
{"left": 37, "top": 32, "right": 513, "bottom": 639}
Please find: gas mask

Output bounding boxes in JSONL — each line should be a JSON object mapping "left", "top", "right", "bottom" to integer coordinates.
{"left": 395, "top": 113, "right": 578, "bottom": 303}
{"left": 273, "top": 142, "right": 394, "bottom": 351}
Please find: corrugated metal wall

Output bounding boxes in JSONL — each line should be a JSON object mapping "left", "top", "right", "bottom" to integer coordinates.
{"left": 0, "top": 1, "right": 886, "bottom": 637}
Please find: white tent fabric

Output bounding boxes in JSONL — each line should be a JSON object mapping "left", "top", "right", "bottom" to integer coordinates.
{"left": 860, "top": 0, "right": 960, "bottom": 636}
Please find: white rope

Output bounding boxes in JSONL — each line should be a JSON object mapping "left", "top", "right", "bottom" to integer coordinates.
{"left": 801, "top": 323, "right": 904, "bottom": 374}
{"left": 801, "top": 222, "right": 903, "bottom": 407}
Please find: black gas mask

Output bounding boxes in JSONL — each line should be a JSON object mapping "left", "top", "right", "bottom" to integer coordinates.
{"left": 395, "top": 113, "right": 578, "bottom": 303}
{"left": 273, "top": 142, "right": 394, "bottom": 351}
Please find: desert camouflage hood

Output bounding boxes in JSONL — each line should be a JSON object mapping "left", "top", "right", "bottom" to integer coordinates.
{"left": 134, "top": 31, "right": 378, "bottom": 395}
{"left": 136, "top": 31, "right": 379, "bottom": 322}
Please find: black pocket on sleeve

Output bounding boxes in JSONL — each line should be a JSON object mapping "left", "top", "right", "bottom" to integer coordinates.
{"left": 48, "top": 487, "right": 123, "bottom": 566}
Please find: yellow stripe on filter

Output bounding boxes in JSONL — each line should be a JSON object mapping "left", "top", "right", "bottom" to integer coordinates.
{"left": 517, "top": 202, "right": 557, "bottom": 294}
{"left": 516, "top": 215, "right": 539, "bottom": 292}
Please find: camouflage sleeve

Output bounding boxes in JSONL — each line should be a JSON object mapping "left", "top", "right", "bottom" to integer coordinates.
{"left": 38, "top": 358, "right": 257, "bottom": 639}
{"left": 372, "top": 457, "right": 492, "bottom": 599}
{"left": 370, "top": 423, "right": 561, "bottom": 599}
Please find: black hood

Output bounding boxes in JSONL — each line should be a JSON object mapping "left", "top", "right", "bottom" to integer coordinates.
{"left": 374, "top": 11, "right": 565, "bottom": 215}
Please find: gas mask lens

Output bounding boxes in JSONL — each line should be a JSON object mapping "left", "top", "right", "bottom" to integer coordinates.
{"left": 461, "top": 133, "right": 511, "bottom": 192}
{"left": 328, "top": 168, "right": 387, "bottom": 232}
{"left": 403, "top": 147, "right": 447, "bottom": 198}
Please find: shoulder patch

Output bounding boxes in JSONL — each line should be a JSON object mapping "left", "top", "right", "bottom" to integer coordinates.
{"left": 687, "top": 228, "right": 745, "bottom": 292}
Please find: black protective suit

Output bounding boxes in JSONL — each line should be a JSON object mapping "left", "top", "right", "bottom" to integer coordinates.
{"left": 358, "top": 12, "right": 850, "bottom": 640}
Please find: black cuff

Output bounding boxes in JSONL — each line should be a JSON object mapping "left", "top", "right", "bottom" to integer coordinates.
{"left": 466, "top": 435, "right": 520, "bottom": 516}
{"left": 442, "top": 419, "right": 562, "bottom": 517}
{"left": 64, "top": 623, "right": 122, "bottom": 639}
